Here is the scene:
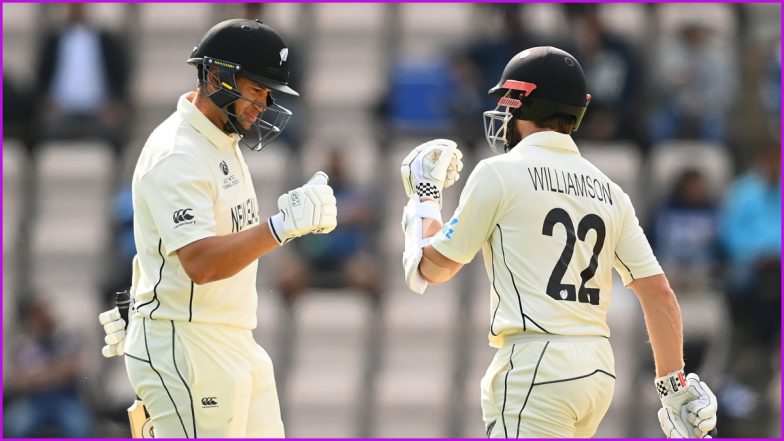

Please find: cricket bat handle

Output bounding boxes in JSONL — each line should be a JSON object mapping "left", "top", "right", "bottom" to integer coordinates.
{"left": 127, "top": 397, "right": 153, "bottom": 438}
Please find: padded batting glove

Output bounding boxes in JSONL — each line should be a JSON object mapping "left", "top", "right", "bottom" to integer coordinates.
{"left": 268, "top": 171, "right": 338, "bottom": 245}
{"left": 401, "top": 139, "right": 463, "bottom": 207}
{"left": 656, "top": 370, "right": 718, "bottom": 438}
{"left": 99, "top": 307, "right": 126, "bottom": 358}
{"left": 684, "top": 374, "right": 718, "bottom": 437}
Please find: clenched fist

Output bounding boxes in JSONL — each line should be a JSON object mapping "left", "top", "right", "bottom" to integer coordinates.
{"left": 401, "top": 139, "right": 464, "bottom": 206}
{"left": 656, "top": 370, "right": 718, "bottom": 438}
{"left": 99, "top": 307, "right": 126, "bottom": 358}
{"left": 268, "top": 171, "right": 338, "bottom": 245}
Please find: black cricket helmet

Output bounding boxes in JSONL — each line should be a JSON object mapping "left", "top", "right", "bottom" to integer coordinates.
{"left": 187, "top": 19, "right": 299, "bottom": 151}
{"left": 483, "top": 46, "right": 591, "bottom": 152}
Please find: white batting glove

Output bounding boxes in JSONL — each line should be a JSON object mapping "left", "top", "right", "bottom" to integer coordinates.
{"left": 401, "top": 139, "right": 463, "bottom": 207}
{"left": 656, "top": 370, "right": 717, "bottom": 438}
{"left": 99, "top": 307, "right": 126, "bottom": 358}
{"left": 268, "top": 171, "right": 338, "bottom": 245}
{"left": 685, "top": 374, "right": 718, "bottom": 437}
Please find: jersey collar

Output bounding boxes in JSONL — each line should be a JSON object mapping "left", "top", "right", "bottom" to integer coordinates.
{"left": 177, "top": 92, "right": 240, "bottom": 151}
{"left": 512, "top": 131, "right": 580, "bottom": 155}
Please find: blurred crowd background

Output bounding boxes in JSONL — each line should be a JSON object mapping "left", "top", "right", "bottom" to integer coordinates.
{"left": 2, "top": 2, "right": 781, "bottom": 438}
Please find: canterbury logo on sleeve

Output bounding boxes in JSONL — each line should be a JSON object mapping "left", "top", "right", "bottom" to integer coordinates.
{"left": 173, "top": 208, "right": 195, "bottom": 224}
{"left": 200, "top": 396, "right": 218, "bottom": 407}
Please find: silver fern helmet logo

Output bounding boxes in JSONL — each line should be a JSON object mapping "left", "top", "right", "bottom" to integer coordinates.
{"left": 279, "top": 48, "right": 288, "bottom": 65}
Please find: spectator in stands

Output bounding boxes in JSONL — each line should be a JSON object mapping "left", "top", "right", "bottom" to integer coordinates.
{"left": 277, "top": 147, "right": 382, "bottom": 307}
{"left": 648, "top": 168, "right": 720, "bottom": 293}
{"left": 716, "top": 144, "right": 780, "bottom": 435}
{"left": 760, "top": 41, "right": 780, "bottom": 135}
{"left": 31, "top": 3, "right": 131, "bottom": 169}
{"left": 3, "top": 74, "right": 35, "bottom": 149}
{"left": 649, "top": 19, "right": 737, "bottom": 145}
{"left": 719, "top": 144, "right": 780, "bottom": 342}
{"left": 646, "top": 167, "right": 724, "bottom": 392}
{"left": 100, "top": 185, "right": 135, "bottom": 308}
{"left": 4, "top": 295, "right": 93, "bottom": 437}
{"left": 568, "top": 5, "right": 644, "bottom": 145}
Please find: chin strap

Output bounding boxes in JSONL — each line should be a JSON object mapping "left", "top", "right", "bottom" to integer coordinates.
{"left": 217, "top": 102, "right": 247, "bottom": 136}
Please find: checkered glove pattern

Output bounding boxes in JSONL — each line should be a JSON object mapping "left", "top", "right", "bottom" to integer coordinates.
{"left": 401, "top": 139, "right": 463, "bottom": 207}
{"left": 415, "top": 182, "right": 440, "bottom": 199}
{"left": 657, "top": 380, "right": 669, "bottom": 398}
{"left": 656, "top": 370, "right": 718, "bottom": 438}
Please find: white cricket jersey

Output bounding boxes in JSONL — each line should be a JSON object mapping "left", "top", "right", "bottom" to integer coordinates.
{"left": 431, "top": 131, "right": 662, "bottom": 348}
{"left": 130, "top": 92, "right": 262, "bottom": 329}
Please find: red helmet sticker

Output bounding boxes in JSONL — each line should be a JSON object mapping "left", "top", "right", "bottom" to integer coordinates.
{"left": 502, "top": 80, "right": 537, "bottom": 97}
{"left": 498, "top": 97, "right": 522, "bottom": 108}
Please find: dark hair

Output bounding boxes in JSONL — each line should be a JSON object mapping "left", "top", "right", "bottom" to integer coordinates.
{"left": 532, "top": 114, "right": 577, "bottom": 134}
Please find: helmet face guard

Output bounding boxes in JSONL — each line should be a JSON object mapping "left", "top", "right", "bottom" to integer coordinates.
{"left": 200, "top": 58, "right": 292, "bottom": 151}
{"left": 235, "top": 99, "right": 292, "bottom": 152}
{"left": 483, "top": 80, "right": 537, "bottom": 153}
{"left": 187, "top": 19, "right": 299, "bottom": 151}
{"left": 482, "top": 106, "right": 513, "bottom": 154}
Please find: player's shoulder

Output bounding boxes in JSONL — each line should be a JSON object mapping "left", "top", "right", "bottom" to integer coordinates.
{"left": 470, "top": 156, "right": 507, "bottom": 183}
{"left": 149, "top": 107, "right": 209, "bottom": 144}
{"left": 138, "top": 114, "right": 207, "bottom": 171}
{"left": 478, "top": 149, "right": 541, "bottom": 179}
{"left": 136, "top": 140, "right": 210, "bottom": 184}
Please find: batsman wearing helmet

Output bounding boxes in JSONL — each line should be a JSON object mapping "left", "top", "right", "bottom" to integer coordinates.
{"left": 97, "top": 19, "right": 337, "bottom": 437}
{"left": 400, "top": 47, "right": 718, "bottom": 438}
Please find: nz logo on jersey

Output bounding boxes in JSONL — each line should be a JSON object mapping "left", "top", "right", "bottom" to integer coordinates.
{"left": 219, "top": 160, "right": 229, "bottom": 176}
{"left": 440, "top": 217, "right": 459, "bottom": 239}
{"left": 173, "top": 208, "right": 196, "bottom": 229}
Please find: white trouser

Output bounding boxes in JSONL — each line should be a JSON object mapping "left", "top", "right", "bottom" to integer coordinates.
{"left": 481, "top": 334, "right": 615, "bottom": 438}
{"left": 124, "top": 316, "right": 284, "bottom": 438}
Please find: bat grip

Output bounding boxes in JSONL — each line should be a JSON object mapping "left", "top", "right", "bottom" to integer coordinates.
{"left": 115, "top": 289, "right": 131, "bottom": 330}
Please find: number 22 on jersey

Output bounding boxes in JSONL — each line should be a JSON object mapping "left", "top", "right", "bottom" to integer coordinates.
{"left": 542, "top": 208, "right": 606, "bottom": 305}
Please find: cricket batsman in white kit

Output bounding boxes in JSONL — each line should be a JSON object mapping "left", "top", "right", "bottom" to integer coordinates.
{"left": 400, "top": 46, "right": 718, "bottom": 438}
{"left": 97, "top": 19, "right": 337, "bottom": 437}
